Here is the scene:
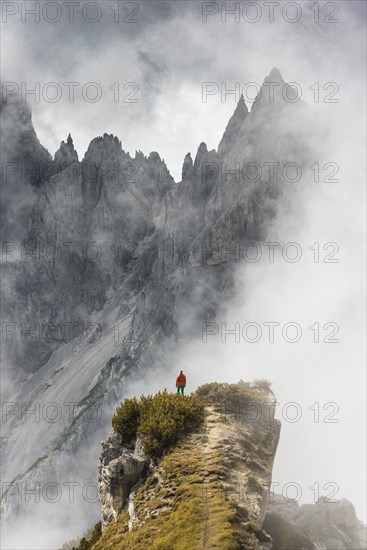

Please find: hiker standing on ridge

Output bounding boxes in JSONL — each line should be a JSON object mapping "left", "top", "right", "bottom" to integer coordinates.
{"left": 176, "top": 370, "right": 186, "bottom": 395}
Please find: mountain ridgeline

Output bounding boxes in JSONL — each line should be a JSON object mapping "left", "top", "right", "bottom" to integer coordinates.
{"left": 93, "top": 381, "right": 282, "bottom": 549}
{"left": 0, "top": 68, "right": 336, "bottom": 547}
{"left": 64, "top": 382, "right": 366, "bottom": 550}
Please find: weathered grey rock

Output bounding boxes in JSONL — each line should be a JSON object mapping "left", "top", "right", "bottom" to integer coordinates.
{"left": 54, "top": 134, "right": 79, "bottom": 173}
{"left": 0, "top": 93, "right": 52, "bottom": 240}
{"left": 98, "top": 433, "right": 149, "bottom": 532}
{"left": 266, "top": 492, "right": 301, "bottom": 523}
{"left": 251, "top": 66, "right": 287, "bottom": 116}
{"left": 266, "top": 494, "right": 367, "bottom": 550}
{"left": 97, "top": 383, "right": 281, "bottom": 548}
{"left": 181, "top": 152, "right": 193, "bottom": 181}
{"left": 218, "top": 93, "right": 248, "bottom": 157}
{"left": 296, "top": 498, "right": 367, "bottom": 550}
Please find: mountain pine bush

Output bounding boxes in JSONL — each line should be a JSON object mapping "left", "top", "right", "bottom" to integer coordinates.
{"left": 112, "top": 397, "right": 140, "bottom": 448}
{"left": 112, "top": 390, "right": 204, "bottom": 457}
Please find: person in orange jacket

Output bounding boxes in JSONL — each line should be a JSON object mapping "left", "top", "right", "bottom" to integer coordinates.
{"left": 176, "top": 370, "right": 186, "bottom": 395}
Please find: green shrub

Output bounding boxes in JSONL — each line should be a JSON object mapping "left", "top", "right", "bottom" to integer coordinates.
{"left": 112, "top": 391, "right": 204, "bottom": 458}
{"left": 138, "top": 391, "right": 204, "bottom": 457}
{"left": 112, "top": 397, "right": 141, "bottom": 447}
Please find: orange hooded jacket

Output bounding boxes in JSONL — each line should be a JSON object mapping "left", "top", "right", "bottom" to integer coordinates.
{"left": 176, "top": 372, "right": 186, "bottom": 387}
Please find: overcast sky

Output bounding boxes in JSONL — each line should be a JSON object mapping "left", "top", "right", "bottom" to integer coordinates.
{"left": 1, "top": 0, "right": 366, "bottom": 532}
{"left": 1, "top": 1, "right": 365, "bottom": 179}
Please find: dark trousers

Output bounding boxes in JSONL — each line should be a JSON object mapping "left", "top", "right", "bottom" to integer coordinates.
{"left": 176, "top": 385, "right": 185, "bottom": 395}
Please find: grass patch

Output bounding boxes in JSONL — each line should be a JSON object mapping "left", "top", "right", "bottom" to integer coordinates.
{"left": 92, "top": 446, "right": 255, "bottom": 549}
{"left": 195, "top": 381, "right": 266, "bottom": 412}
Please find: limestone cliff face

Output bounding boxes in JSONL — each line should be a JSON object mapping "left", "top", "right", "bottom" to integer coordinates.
{"left": 218, "top": 94, "right": 248, "bottom": 158}
{"left": 0, "top": 93, "right": 52, "bottom": 241}
{"left": 98, "top": 434, "right": 150, "bottom": 532}
{"left": 97, "top": 383, "right": 281, "bottom": 549}
{"left": 1, "top": 69, "right": 315, "bottom": 541}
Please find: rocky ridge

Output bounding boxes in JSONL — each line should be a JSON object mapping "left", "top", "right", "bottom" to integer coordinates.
{"left": 95, "top": 382, "right": 281, "bottom": 549}
{"left": 265, "top": 494, "right": 367, "bottom": 550}
{"left": 82, "top": 383, "right": 366, "bottom": 550}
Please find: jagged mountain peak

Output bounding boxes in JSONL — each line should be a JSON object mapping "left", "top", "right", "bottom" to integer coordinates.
{"left": 218, "top": 93, "right": 249, "bottom": 157}
{"left": 135, "top": 149, "right": 145, "bottom": 161}
{"left": 193, "top": 141, "right": 208, "bottom": 171}
{"left": 181, "top": 152, "right": 193, "bottom": 181}
{"left": 89, "top": 132, "right": 122, "bottom": 147}
{"left": 57, "top": 132, "right": 75, "bottom": 150}
{"left": 54, "top": 133, "right": 79, "bottom": 171}
{"left": 148, "top": 151, "right": 162, "bottom": 163}
{"left": 232, "top": 93, "right": 248, "bottom": 119}
{"left": 197, "top": 141, "right": 208, "bottom": 154}
{"left": 266, "top": 66, "right": 284, "bottom": 83}
{"left": 251, "top": 66, "right": 295, "bottom": 115}
{"left": 83, "top": 133, "right": 124, "bottom": 163}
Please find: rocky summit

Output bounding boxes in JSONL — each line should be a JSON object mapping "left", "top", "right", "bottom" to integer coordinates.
{"left": 94, "top": 382, "right": 281, "bottom": 549}
{"left": 63, "top": 382, "right": 366, "bottom": 550}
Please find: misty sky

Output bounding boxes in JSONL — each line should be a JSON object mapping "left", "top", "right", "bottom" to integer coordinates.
{"left": 1, "top": 0, "right": 366, "bottom": 533}
{"left": 1, "top": 0, "right": 365, "bottom": 179}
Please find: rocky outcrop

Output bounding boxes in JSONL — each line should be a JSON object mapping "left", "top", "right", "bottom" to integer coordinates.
{"left": 182, "top": 152, "right": 193, "bottom": 181}
{"left": 218, "top": 93, "right": 248, "bottom": 157}
{"left": 263, "top": 511, "right": 315, "bottom": 549}
{"left": 54, "top": 133, "right": 79, "bottom": 172}
{"left": 250, "top": 66, "right": 288, "bottom": 116}
{"left": 98, "top": 434, "right": 150, "bottom": 532}
{"left": 96, "top": 382, "right": 281, "bottom": 549}
{"left": 297, "top": 499, "right": 367, "bottom": 549}
{"left": 199, "top": 394, "right": 281, "bottom": 531}
{"left": 265, "top": 494, "right": 367, "bottom": 550}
